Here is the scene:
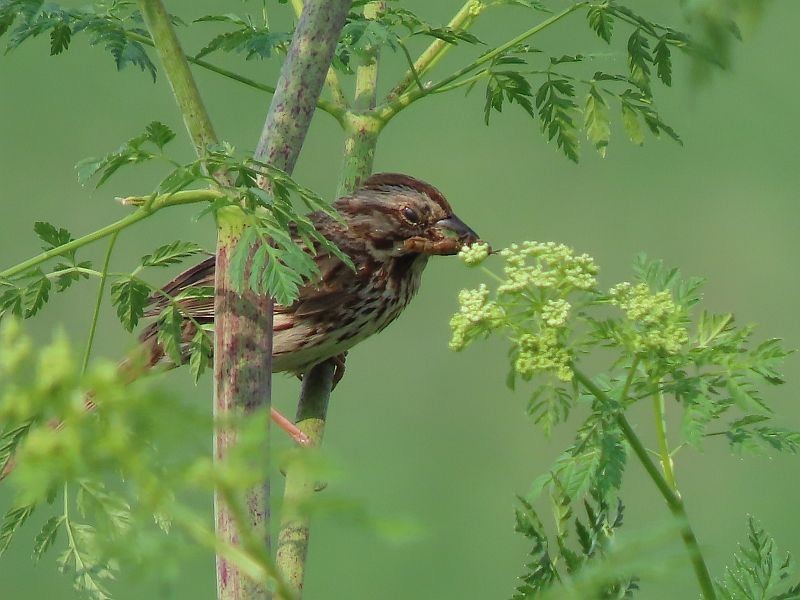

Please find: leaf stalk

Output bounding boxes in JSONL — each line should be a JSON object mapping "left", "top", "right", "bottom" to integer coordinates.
{"left": 573, "top": 368, "right": 718, "bottom": 600}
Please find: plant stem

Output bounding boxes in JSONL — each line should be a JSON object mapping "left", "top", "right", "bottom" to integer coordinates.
{"left": 0, "top": 189, "right": 213, "bottom": 280}
{"left": 377, "top": 2, "right": 587, "bottom": 122}
{"left": 125, "top": 32, "right": 345, "bottom": 121}
{"left": 212, "top": 1, "right": 352, "bottom": 599}
{"left": 353, "top": 2, "right": 385, "bottom": 111}
{"left": 275, "top": 4, "right": 376, "bottom": 594}
{"left": 81, "top": 232, "right": 118, "bottom": 373}
{"left": 653, "top": 389, "right": 678, "bottom": 491}
{"left": 137, "top": 0, "right": 220, "bottom": 159}
{"left": 288, "top": 0, "right": 350, "bottom": 109}
{"left": 387, "top": 0, "right": 485, "bottom": 99}
{"left": 573, "top": 369, "right": 718, "bottom": 600}
{"left": 275, "top": 361, "right": 335, "bottom": 596}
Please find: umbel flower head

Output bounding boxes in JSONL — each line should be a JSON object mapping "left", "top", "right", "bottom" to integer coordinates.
{"left": 608, "top": 281, "right": 688, "bottom": 354}
{"left": 449, "top": 241, "right": 598, "bottom": 381}
{"left": 497, "top": 241, "right": 598, "bottom": 294}
{"left": 449, "top": 284, "right": 505, "bottom": 351}
{"left": 458, "top": 241, "right": 491, "bottom": 266}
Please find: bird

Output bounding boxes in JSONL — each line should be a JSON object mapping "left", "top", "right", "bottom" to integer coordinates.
{"left": 0, "top": 173, "right": 481, "bottom": 481}
{"left": 136, "top": 172, "right": 480, "bottom": 442}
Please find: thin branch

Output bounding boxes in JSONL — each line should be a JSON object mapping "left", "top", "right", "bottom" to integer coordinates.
{"left": 396, "top": 39, "right": 425, "bottom": 95}
{"left": 653, "top": 388, "right": 678, "bottom": 491}
{"left": 81, "top": 232, "right": 119, "bottom": 373}
{"left": 573, "top": 369, "right": 718, "bottom": 600}
{"left": 125, "top": 31, "right": 345, "bottom": 121}
{"left": 377, "top": 2, "right": 588, "bottom": 122}
{"left": 387, "top": 0, "right": 485, "bottom": 99}
{"left": 0, "top": 190, "right": 214, "bottom": 281}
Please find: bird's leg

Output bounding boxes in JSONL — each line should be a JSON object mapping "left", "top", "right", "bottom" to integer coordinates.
{"left": 271, "top": 408, "right": 310, "bottom": 445}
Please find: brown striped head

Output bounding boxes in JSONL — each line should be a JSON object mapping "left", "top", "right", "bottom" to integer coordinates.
{"left": 334, "top": 173, "right": 480, "bottom": 258}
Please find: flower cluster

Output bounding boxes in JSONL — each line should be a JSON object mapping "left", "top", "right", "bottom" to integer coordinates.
{"left": 458, "top": 241, "right": 491, "bottom": 266}
{"left": 515, "top": 329, "right": 573, "bottom": 382}
{"left": 497, "top": 241, "right": 598, "bottom": 294}
{"left": 448, "top": 284, "right": 505, "bottom": 351}
{"left": 608, "top": 282, "right": 688, "bottom": 354}
{"left": 449, "top": 241, "right": 594, "bottom": 381}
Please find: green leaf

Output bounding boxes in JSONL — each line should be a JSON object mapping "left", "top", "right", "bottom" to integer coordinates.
{"left": 140, "top": 241, "right": 205, "bottom": 269}
{"left": 726, "top": 421, "right": 800, "bottom": 455}
{"left": 627, "top": 28, "right": 652, "bottom": 94}
{"left": 57, "top": 520, "right": 114, "bottom": 600}
{"left": 484, "top": 70, "right": 535, "bottom": 125}
{"left": 144, "top": 121, "right": 175, "bottom": 150}
{"left": 49, "top": 20, "right": 70, "bottom": 55}
{"left": 189, "top": 328, "right": 212, "bottom": 383}
{"left": 654, "top": 37, "right": 672, "bottom": 86}
{"left": 0, "top": 284, "right": 23, "bottom": 319}
{"left": 716, "top": 517, "right": 800, "bottom": 600}
{"left": 34, "top": 221, "right": 72, "bottom": 251}
{"left": 621, "top": 100, "right": 644, "bottom": 145}
{"left": 23, "top": 271, "right": 51, "bottom": 318}
{"left": 0, "top": 503, "right": 35, "bottom": 558}
{"left": 156, "top": 304, "right": 184, "bottom": 365}
{"left": 727, "top": 374, "right": 770, "bottom": 415}
{"left": 584, "top": 85, "right": 610, "bottom": 157}
{"left": 535, "top": 78, "right": 580, "bottom": 162}
{"left": 527, "top": 382, "right": 573, "bottom": 435}
{"left": 196, "top": 26, "right": 290, "bottom": 60}
{"left": 32, "top": 515, "right": 64, "bottom": 562}
{"left": 110, "top": 277, "right": 150, "bottom": 331}
{"left": 76, "top": 121, "right": 177, "bottom": 187}
{"left": 587, "top": 4, "right": 614, "bottom": 43}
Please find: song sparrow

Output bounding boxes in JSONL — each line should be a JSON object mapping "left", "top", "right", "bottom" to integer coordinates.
{"left": 138, "top": 172, "right": 480, "bottom": 440}
{"left": 0, "top": 173, "right": 481, "bottom": 481}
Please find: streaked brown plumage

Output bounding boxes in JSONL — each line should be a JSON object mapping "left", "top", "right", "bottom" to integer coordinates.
{"left": 139, "top": 173, "right": 480, "bottom": 377}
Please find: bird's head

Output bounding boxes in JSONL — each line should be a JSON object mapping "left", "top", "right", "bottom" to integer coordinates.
{"left": 334, "top": 173, "right": 481, "bottom": 259}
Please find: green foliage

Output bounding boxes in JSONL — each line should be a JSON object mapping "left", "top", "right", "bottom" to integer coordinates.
{"left": 335, "top": 2, "right": 482, "bottom": 72}
{"left": 0, "top": 221, "right": 92, "bottom": 320}
{"left": 75, "top": 121, "right": 177, "bottom": 187}
{"left": 0, "top": 319, "right": 275, "bottom": 597}
{"left": 716, "top": 517, "right": 800, "bottom": 600}
{"left": 109, "top": 276, "right": 149, "bottom": 332}
{"left": 512, "top": 492, "right": 638, "bottom": 599}
{"left": 193, "top": 13, "right": 291, "bottom": 60}
{"left": 139, "top": 240, "right": 204, "bottom": 269}
{"left": 202, "top": 145, "right": 356, "bottom": 305}
{"left": 0, "top": 0, "right": 158, "bottom": 79}
{"left": 451, "top": 242, "right": 796, "bottom": 598}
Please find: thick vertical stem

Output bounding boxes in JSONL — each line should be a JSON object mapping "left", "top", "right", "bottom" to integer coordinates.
{"left": 136, "top": 0, "right": 219, "bottom": 157}
{"left": 214, "top": 208, "right": 275, "bottom": 600}
{"left": 275, "top": 5, "right": 381, "bottom": 596}
{"left": 214, "top": 1, "right": 352, "bottom": 599}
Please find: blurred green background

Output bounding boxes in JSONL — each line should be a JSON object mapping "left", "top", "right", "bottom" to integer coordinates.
{"left": 2, "top": 1, "right": 799, "bottom": 598}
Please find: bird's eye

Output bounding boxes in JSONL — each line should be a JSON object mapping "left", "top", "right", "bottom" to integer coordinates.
{"left": 402, "top": 207, "right": 420, "bottom": 224}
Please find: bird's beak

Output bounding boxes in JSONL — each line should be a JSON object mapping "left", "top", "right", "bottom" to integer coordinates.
{"left": 434, "top": 215, "right": 480, "bottom": 246}
{"left": 403, "top": 213, "right": 483, "bottom": 256}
